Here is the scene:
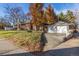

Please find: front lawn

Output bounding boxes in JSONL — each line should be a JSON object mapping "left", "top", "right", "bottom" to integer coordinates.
{"left": 0, "top": 30, "right": 18, "bottom": 38}
{"left": 0, "top": 30, "right": 42, "bottom": 52}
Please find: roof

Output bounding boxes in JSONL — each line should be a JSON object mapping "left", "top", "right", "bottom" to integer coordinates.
{"left": 48, "top": 21, "right": 70, "bottom": 27}
{"left": 54, "top": 21, "right": 69, "bottom": 26}
{"left": 25, "top": 20, "right": 31, "bottom": 23}
{"left": 19, "top": 19, "right": 31, "bottom": 25}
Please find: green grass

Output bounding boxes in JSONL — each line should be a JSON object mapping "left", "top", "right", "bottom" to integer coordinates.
{"left": 0, "top": 30, "right": 19, "bottom": 38}
{"left": 0, "top": 30, "right": 42, "bottom": 51}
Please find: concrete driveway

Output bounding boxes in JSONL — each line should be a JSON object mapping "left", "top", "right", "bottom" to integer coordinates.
{"left": 43, "top": 33, "right": 66, "bottom": 51}
{"left": 41, "top": 39, "right": 79, "bottom": 56}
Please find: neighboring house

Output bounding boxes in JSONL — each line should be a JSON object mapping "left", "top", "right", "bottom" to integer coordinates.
{"left": 4, "top": 22, "right": 16, "bottom": 30}
{"left": 4, "top": 26, "right": 14, "bottom": 30}
{"left": 19, "top": 23, "right": 31, "bottom": 30}
{"left": 4, "top": 21, "right": 32, "bottom": 30}
{"left": 13, "top": 19, "right": 37, "bottom": 30}
{"left": 19, "top": 20, "right": 33, "bottom": 30}
{"left": 47, "top": 21, "right": 74, "bottom": 34}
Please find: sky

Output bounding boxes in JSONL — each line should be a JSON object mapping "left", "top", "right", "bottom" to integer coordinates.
{"left": 0, "top": 3, "right": 79, "bottom": 17}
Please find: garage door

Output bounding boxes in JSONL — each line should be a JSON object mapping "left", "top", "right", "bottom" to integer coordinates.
{"left": 57, "top": 26, "right": 68, "bottom": 33}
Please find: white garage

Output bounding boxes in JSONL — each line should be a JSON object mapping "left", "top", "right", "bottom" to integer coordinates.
{"left": 48, "top": 21, "right": 69, "bottom": 34}
{"left": 57, "top": 26, "right": 68, "bottom": 33}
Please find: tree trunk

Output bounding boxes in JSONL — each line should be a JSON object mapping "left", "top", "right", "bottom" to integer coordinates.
{"left": 17, "top": 18, "right": 20, "bottom": 30}
{"left": 17, "top": 24, "right": 20, "bottom": 30}
{"left": 36, "top": 25, "right": 39, "bottom": 31}
{"left": 42, "top": 25, "right": 48, "bottom": 33}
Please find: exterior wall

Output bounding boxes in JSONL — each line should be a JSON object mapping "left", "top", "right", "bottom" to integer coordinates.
{"left": 4, "top": 27, "right": 14, "bottom": 30}
{"left": 25, "top": 23, "right": 31, "bottom": 30}
{"left": 18, "top": 23, "right": 37, "bottom": 30}
{"left": 57, "top": 26, "right": 68, "bottom": 33}
{"left": 48, "top": 25, "right": 69, "bottom": 34}
{"left": 32, "top": 26, "right": 37, "bottom": 30}
{"left": 48, "top": 26, "right": 57, "bottom": 33}
{"left": 20, "top": 23, "right": 31, "bottom": 30}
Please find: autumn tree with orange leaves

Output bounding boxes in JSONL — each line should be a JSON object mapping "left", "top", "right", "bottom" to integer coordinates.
{"left": 29, "top": 3, "right": 44, "bottom": 30}
{"left": 29, "top": 4, "right": 57, "bottom": 31}
{"left": 45, "top": 4, "right": 57, "bottom": 25}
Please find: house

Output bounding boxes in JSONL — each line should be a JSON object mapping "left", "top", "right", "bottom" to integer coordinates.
{"left": 19, "top": 20, "right": 32, "bottom": 30}
{"left": 14, "top": 19, "right": 37, "bottom": 30}
{"left": 4, "top": 26, "right": 15, "bottom": 30}
{"left": 47, "top": 21, "right": 74, "bottom": 34}
{"left": 4, "top": 22, "right": 16, "bottom": 30}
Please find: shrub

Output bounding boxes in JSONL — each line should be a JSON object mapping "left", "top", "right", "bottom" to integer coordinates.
{"left": 9, "top": 31, "right": 42, "bottom": 52}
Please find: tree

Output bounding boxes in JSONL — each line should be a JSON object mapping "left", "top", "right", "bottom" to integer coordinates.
{"left": 5, "top": 5, "right": 24, "bottom": 30}
{"left": 0, "top": 17, "right": 6, "bottom": 29}
{"left": 29, "top": 3, "right": 44, "bottom": 30}
{"left": 66, "top": 10, "right": 77, "bottom": 31}
{"left": 58, "top": 12, "right": 66, "bottom": 21}
{"left": 58, "top": 10, "right": 77, "bottom": 33}
{"left": 45, "top": 4, "right": 57, "bottom": 25}
{"left": 66, "top": 10, "right": 75, "bottom": 23}
{"left": 58, "top": 10, "right": 76, "bottom": 23}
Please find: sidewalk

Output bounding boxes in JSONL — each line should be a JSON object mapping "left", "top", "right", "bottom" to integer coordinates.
{"left": 0, "top": 39, "right": 28, "bottom": 55}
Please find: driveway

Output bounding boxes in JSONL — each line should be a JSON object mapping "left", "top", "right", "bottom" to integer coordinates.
{"left": 41, "top": 39, "right": 79, "bottom": 56}
{"left": 43, "top": 33, "right": 65, "bottom": 51}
